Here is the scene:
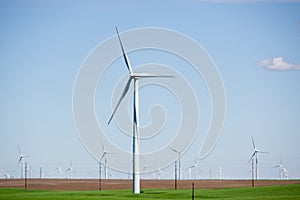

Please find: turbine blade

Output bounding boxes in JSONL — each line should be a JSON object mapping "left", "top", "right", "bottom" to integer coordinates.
{"left": 100, "top": 152, "right": 106, "bottom": 161}
{"left": 100, "top": 140, "right": 104, "bottom": 151}
{"left": 168, "top": 147, "right": 180, "bottom": 154}
{"left": 17, "top": 157, "right": 22, "bottom": 166}
{"left": 18, "top": 145, "right": 21, "bottom": 155}
{"left": 248, "top": 152, "right": 256, "bottom": 163}
{"left": 108, "top": 78, "right": 132, "bottom": 125}
{"left": 115, "top": 27, "right": 133, "bottom": 74}
{"left": 251, "top": 136, "right": 256, "bottom": 150}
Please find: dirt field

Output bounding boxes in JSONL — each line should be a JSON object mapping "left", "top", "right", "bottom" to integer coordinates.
{"left": 0, "top": 179, "right": 299, "bottom": 190}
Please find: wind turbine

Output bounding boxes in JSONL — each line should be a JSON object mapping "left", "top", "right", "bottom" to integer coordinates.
{"left": 65, "top": 160, "right": 73, "bottom": 179}
{"left": 168, "top": 147, "right": 183, "bottom": 180}
{"left": 189, "top": 159, "right": 199, "bottom": 180}
{"left": 55, "top": 163, "right": 63, "bottom": 178}
{"left": 0, "top": 169, "right": 10, "bottom": 179}
{"left": 274, "top": 158, "right": 288, "bottom": 179}
{"left": 218, "top": 166, "right": 223, "bottom": 180}
{"left": 273, "top": 158, "right": 283, "bottom": 179}
{"left": 107, "top": 27, "right": 173, "bottom": 194}
{"left": 282, "top": 168, "right": 289, "bottom": 179}
{"left": 17, "top": 145, "right": 29, "bottom": 178}
{"left": 156, "top": 168, "right": 164, "bottom": 180}
{"left": 27, "top": 164, "right": 32, "bottom": 178}
{"left": 248, "top": 136, "right": 268, "bottom": 180}
{"left": 39, "top": 167, "right": 47, "bottom": 179}
{"left": 100, "top": 141, "right": 114, "bottom": 179}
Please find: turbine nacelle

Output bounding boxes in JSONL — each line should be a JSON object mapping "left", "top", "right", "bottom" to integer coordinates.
{"left": 248, "top": 137, "right": 269, "bottom": 163}
{"left": 130, "top": 73, "right": 174, "bottom": 79}
{"left": 17, "top": 146, "right": 29, "bottom": 166}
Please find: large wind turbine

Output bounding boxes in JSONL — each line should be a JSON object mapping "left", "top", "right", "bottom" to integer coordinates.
{"left": 248, "top": 136, "right": 268, "bottom": 180}
{"left": 17, "top": 145, "right": 29, "bottom": 179}
{"left": 108, "top": 27, "right": 173, "bottom": 194}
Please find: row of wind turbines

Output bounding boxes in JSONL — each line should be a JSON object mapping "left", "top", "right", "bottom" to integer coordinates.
{"left": 248, "top": 136, "right": 289, "bottom": 180}
{"left": 17, "top": 145, "right": 74, "bottom": 179}
{"left": 12, "top": 137, "right": 288, "bottom": 181}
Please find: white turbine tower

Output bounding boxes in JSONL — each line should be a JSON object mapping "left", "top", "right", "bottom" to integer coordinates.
{"left": 17, "top": 145, "right": 29, "bottom": 179}
{"left": 248, "top": 136, "right": 268, "bottom": 180}
{"left": 108, "top": 27, "right": 173, "bottom": 194}
{"left": 218, "top": 166, "right": 223, "bottom": 180}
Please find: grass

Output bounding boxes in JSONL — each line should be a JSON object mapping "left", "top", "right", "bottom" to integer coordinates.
{"left": 0, "top": 184, "right": 299, "bottom": 199}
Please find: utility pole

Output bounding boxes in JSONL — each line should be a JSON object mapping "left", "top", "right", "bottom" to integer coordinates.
{"left": 24, "top": 162, "right": 28, "bottom": 190}
{"left": 192, "top": 182, "right": 195, "bottom": 200}
{"left": 99, "top": 162, "right": 102, "bottom": 191}
{"left": 255, "top": 155, "right": 258, "bottom": 180}
{"left": 252, "top": 158, "right": 254, "bottom": 187}
{"left": 178, "top": 159, "right": 181, "bottom": 181}
{"left": 174, "top": 161, "right": 177, "bottom": 190}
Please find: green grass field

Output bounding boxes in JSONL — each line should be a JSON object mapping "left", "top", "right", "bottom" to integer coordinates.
{"left": 0, "top": 184, "right": 299, "bottom": 200}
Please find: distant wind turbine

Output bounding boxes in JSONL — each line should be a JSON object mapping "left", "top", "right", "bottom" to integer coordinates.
{"left": 189, "top": 159, "right": 199, "bottom": 180}
{"left": 55, "top": 163, "right": 63, "bottom": 178}
{"left": 218, "top": 166, "right": 223, "bottom": 180}
{"left": 274, "top": 158, "right": 288, "bottom": 179}
{"left": 156, "top": 168, "right": 164, "bottom": 180}
{"left": 65, "top": 160, "right": 74, "bottom": 179}
{"left": 169, "top": 147, "right": 184, "bottom": 180}
{"left": 39, "top": 167, "right": 47, "bottom": 179}
{"left": 100, "top": 141, "right": 114, "bottom": 179}
{"left": 17, "top": 145, "right": 29, "bottom": 178}
{"left": 27, "top": 164, "right": 32, "bottom": 178}
{"left": 0, "top": 169, "right": 10, "bottom": 179}
{"left": 248, "top": 136, "right": 269, "bottom": 180}
{"left": 107, "top": 27, "right": 173, "bottom": 194}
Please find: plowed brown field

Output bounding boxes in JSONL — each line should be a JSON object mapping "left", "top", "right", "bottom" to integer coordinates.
{"left": 0, "top": 179, "right": 299, "bottom": 190}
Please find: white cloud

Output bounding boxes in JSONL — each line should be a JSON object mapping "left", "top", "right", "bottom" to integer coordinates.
{"left": 258, "top": 57, "right": 300, "bottom": 71}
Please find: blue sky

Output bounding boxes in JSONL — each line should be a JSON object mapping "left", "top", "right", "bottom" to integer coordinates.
{"left": 0, "top": 0, "right": 300, "bottom": 179}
